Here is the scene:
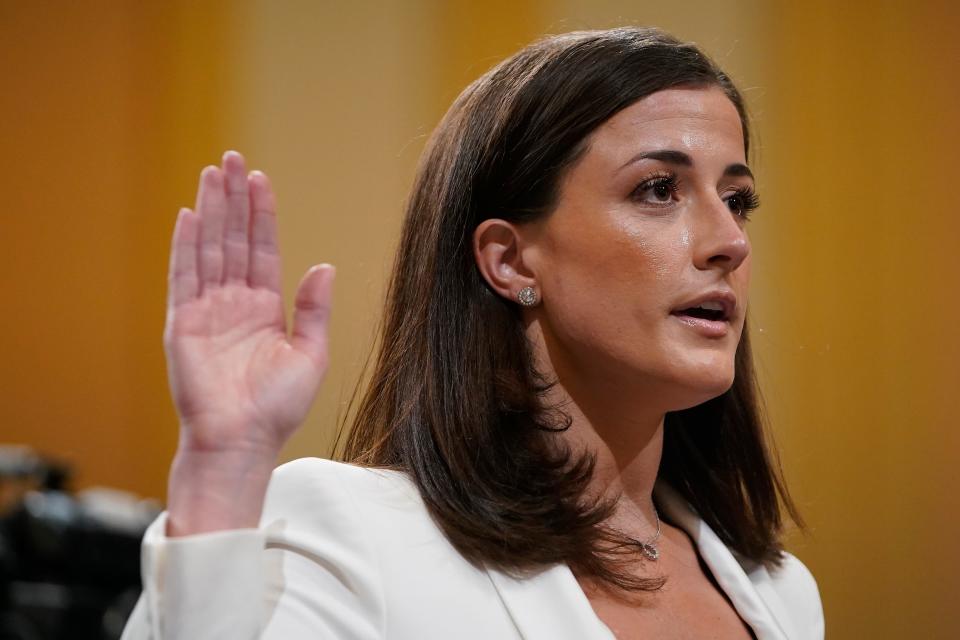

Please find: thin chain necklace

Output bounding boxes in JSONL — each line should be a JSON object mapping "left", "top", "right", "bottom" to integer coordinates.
{"left": 619, "top": 500, "right": 662, "bottom": 561}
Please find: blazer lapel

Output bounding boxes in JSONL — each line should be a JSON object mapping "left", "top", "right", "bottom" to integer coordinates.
{"left": 484, "top": 481, "right": 794, "bottom": 640}
{"left": 653, "top": 481, "right": 791, "bottom": 640}
{"left": 485, "top": 564, "right": 616, "bottom": 640}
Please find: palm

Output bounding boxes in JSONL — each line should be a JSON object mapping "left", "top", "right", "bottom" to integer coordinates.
{"left": 164, "top": 152, "right": 334, "bottom": 455}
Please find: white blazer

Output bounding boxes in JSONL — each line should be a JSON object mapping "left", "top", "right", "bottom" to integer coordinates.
{"left": 121, "top": 457, "right": 824, "bottom": 639}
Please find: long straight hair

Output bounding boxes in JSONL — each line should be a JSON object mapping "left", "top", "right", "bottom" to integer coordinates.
{"left": 338, "top": 27, "right": 802, "bottom": 592}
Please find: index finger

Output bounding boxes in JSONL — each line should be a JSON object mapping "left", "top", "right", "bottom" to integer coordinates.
{"left": 167, "top": 207, "right": 200, "bottom": 307}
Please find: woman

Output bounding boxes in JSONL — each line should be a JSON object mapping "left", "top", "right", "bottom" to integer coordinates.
{"left": 122, "top": 27, "right": 823, "bottom": 639}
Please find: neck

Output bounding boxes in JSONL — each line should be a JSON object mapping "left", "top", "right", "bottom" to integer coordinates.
{"left": 558, "top": 395, "right": 666, "bottom": 529}
{"left": 528, "top": 322, "right": 666, "bottom": 534}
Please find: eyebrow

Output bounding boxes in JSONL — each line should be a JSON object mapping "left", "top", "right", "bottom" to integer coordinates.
{"left": 618, "top": 149, "right": 754, "bottom": 180}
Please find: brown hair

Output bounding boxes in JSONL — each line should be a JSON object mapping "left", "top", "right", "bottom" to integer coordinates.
{"left": 337, "top": 26, "right": 801, "bottom": 592}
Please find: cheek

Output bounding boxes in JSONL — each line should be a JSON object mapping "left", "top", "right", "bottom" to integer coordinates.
{"left": 601, "top": 216, "right": 692, "bottom": 300}
{"left": 541, "top": 215, "right": 686, "bottom": 338}
{"left": 651, "top": 223, "right": 692, "bottom": 283}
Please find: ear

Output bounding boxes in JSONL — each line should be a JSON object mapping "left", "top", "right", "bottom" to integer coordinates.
{"left": 473, "top": 218, "right": 538, "bottom": 304}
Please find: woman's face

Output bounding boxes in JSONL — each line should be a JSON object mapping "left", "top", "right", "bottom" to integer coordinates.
{"left": 525, "top": 86, "right": 753, "bottom": 413}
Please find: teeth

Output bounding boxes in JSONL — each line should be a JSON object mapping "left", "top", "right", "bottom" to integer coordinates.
{"left": 696, "top": 301, "right": 725, "bottom": 312}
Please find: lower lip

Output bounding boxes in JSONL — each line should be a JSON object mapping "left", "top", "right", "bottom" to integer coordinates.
{"left": 670, "top": 313, "right": 730, "bottom": 338}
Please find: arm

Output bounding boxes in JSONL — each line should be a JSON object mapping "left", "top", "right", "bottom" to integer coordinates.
{"left": 161, "top": 150, "right": 334, "bottom": 536}
{"left": 121, "top": 459, "right": 385, "bottom": 640}
{"left": 122, "top": 150, "right": 341, "bottom": 638}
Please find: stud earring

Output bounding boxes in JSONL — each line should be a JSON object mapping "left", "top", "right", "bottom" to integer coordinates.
{"left": 517, "top": 286, "right": 539, "bottom": 307}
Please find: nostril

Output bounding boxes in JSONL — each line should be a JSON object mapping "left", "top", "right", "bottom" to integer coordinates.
{"left": 707, "top": 254, "right": 734, "bottom": 266}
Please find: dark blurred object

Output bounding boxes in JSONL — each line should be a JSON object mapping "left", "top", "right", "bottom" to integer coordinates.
{"left": 0, "top": 446, "right": 159, "bottom": 640}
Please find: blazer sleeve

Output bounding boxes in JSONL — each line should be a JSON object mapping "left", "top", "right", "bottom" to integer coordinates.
{"left": 120, "top": 458, "right": 386, "bottom": 640}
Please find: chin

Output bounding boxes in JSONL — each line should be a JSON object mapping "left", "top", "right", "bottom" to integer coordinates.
{"left": 663, "top": 361, "right": 737, "bottom": 411}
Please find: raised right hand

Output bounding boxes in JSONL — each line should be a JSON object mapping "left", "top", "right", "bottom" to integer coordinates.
{"left": 163, "top": 151, "right": 334, "bottom": 525}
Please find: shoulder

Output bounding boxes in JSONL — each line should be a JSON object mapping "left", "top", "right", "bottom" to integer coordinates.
{"left": 746, "top": 550, "right": 825, "bottom": 639}
{"left": 261, "top": 458, "right": 510, "bottom": 636}
{"left": 261, "top": 457, "right": 450, "bottom": 557}
{"left": 268, "top": 456, "right": 413, "bottom": 494}
{"left": 263, "top": 456, "right": 490, "bottom": 571}
{"left": 767, "top": 551, "right": 821, "bottom": 608}
{"left": 655, "top": 480, "right": 824, "bottom": 638}
{"left": 262, "top": 457, "right": 424, "bottom": 528}
{"left": 257, "top": 458, "right": 426, "bottom": 634}
{"left": 269, "top": 456, "right": 412, "bottom": 491}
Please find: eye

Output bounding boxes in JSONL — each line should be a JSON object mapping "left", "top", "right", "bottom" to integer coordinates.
{"left": 724, "top": 186, "right": 761, "bottom": 220}
{"left": 631, "top": 173, "right": 680, "bottom": 207}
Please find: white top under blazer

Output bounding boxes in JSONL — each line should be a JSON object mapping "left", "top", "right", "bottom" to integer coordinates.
{"left": 120, "top": 457, "right": 825, "bottom": 639}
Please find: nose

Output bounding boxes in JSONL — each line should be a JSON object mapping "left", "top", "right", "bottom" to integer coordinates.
{"left": 691, "top": 196, "right": 750, "bottom": 273}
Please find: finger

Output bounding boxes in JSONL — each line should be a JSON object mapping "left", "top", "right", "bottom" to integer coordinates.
{"left": 290, "top": 264, "right": 335, "bottom": 368}
{"left": 196, "top": 165, "right": 227, "bottom": 289}
{"left": 167, "top": 207, "right": 200, "bottom": 307}
{"left": 221, "top": 151, "right": 251, "bottom": 283}
{"left": 248, "top": 170, "right": 282, "bottom": 293}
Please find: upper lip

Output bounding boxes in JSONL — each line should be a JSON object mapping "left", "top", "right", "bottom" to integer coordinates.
{"left": 670, "top": 290, "right": 737, "bottom": 322}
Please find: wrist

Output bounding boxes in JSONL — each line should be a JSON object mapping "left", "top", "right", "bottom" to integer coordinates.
{"left": 166, "top": 447, "right": 280, "bottom": 537}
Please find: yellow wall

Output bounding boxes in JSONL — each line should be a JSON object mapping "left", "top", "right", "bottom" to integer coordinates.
{"left": 0, "top": 1, "right": 233, "bottom": 500}
{"left": 759, "top": 2, "right": 960, "bottom": 636}
{"left": 2, "top": 1, "right": 958, "bottom": 636}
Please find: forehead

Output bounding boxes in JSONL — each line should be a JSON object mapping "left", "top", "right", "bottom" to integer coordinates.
{"left": 586, "top": 86, "right": 746, "bottom": 165}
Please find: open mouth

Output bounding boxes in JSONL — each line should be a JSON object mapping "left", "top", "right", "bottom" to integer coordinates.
{"left": 672, "top": 301, "right": 729, "bottom": 322}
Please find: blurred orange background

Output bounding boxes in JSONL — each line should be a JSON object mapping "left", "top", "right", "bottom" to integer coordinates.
{"left": 2, "top": 1, "right": 958, "bottom": 636}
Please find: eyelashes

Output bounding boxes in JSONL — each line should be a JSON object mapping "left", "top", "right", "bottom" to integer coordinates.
{"left": 632, "top": 172, "right": 681, "bottom": 206}
{"left": 631, "top": 171, "right": 760, "bottom": 220}
{"left": 726, "top": 186, "right": 761, "bottom": 220}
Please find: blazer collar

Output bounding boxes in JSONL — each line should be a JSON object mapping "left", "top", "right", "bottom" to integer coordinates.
{"left": 653, "top": 481, "right": 792, "bottom": 640}
{"left": 484, "top": 479, "right": 791, "bottom": 640}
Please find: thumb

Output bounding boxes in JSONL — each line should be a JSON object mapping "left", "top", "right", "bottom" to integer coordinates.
{"left": 290, "top": 264, "right": 335, "bottom": 367}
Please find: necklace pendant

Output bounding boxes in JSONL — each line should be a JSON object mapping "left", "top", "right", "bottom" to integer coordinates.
{"left": 639, "top": 543, "right": 660, "bottom": 561}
